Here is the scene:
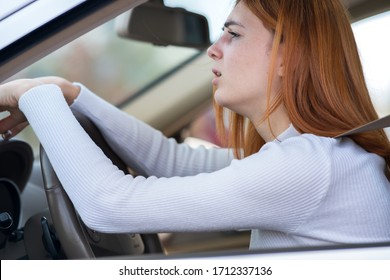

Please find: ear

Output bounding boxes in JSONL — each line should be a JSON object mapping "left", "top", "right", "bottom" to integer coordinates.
{"left": 276, "top": 43, "right": 284, "bottom": 77}
{"left": 277, "top": 64, "right": 284, "bottom": 77}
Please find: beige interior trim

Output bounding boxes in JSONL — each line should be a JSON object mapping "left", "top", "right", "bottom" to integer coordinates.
{"left": 123, "top": 53, "right": 213, "bottom": 136}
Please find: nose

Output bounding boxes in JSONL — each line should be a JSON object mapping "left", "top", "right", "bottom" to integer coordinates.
{"left": 207, "top": 40, "right": 222, "bottom": 61}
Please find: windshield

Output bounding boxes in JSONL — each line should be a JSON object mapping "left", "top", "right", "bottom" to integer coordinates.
{"left": 9, "top": 0, "right": 234, "bottom": 105}
{"left": 10, "top": 21, "right": 199, "bottom": 105}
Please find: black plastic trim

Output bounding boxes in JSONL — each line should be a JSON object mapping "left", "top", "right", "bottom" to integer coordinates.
{"left": 0, "top": 0, "right": 113, "bottom": 67}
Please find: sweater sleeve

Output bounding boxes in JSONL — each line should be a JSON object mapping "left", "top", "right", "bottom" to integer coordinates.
{"left": 19, "top": 84, "right": 331, "bottom": 234}
{"left": 70, "top": 83, "right": 233, "bottom": 177}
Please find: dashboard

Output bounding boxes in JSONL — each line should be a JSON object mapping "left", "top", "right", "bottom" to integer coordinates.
{"left": 0, "top": 140, "right": 33, "bottom": 249}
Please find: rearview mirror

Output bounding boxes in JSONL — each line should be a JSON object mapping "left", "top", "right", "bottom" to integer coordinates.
{"left": 115, "top": 2, "right": 211, "bottom": 49}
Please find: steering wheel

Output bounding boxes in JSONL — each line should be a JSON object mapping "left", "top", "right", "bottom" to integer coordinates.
{"left": 39, "top": 111, "right": 162, "bottom": 259}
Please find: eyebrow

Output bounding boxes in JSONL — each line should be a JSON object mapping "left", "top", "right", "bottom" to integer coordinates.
{"left": 224, "top": 20, "right": 245, "bottom": 29}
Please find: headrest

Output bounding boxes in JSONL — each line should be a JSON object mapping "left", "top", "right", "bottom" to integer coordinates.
{"left": 0, "top": 140, "right": 33, "bottom": 192}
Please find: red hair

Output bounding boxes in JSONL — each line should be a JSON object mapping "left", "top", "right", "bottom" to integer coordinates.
{"left": 214, "top": 0, "right": 390, "bottom": 172}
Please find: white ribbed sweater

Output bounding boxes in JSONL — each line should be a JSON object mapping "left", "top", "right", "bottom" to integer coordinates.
{"left": 19, "top": 84, "right": 390, "bottom": 249}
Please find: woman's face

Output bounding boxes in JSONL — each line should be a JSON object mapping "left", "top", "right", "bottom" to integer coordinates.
{"left": 207, "top": 2, "right": 283, "bottom": 122}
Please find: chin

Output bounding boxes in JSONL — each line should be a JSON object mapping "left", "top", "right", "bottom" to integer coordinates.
{"left": 214, "top": 89, "right": 229, "bottom": 107}
{"left": 215, "top": 96, "right": 239, "bottom": 115}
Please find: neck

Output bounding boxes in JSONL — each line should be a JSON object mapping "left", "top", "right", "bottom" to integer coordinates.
{"left": 254, "top": 105, "right": 291, "bottom": 142}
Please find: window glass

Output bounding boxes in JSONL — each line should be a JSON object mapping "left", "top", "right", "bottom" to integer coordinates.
{"left": 352, "top": 11, "right": 390, "bottom": 118}
{"left": 12, "top": 20, "right": 198, "bottom": 105}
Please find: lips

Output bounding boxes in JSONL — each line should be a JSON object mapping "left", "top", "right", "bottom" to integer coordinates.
{"left": 212, "top": 69, "right": 222, "bottom": 77}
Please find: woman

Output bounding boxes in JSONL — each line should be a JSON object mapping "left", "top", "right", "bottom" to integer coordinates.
{"left": 1, "top": 0, "right": 389, "bottom": 249}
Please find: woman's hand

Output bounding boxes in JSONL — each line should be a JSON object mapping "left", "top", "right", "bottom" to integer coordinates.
{"left": 0, "top": 77, "right": 80, "bottom": 140}
{"left": 34, "top": 76, "right": 80, "bottom": 105}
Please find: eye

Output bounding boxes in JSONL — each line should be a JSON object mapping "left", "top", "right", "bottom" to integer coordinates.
{"left": 221, "top": 27, "right": 240, "bottom": 39}
{"left": 228, "top": 31, "right": 239, "bottom": 38}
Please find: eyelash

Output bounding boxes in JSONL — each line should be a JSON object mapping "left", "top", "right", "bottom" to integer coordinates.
{"left": 221, "top": 27, "right": 240, "bottom": 38}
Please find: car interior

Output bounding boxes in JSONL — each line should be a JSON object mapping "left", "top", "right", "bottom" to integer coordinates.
{"left": 0, "top": 0, "right": 390, "bottom": 260}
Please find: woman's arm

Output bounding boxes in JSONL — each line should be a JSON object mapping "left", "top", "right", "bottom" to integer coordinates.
{"left": 2, "top": 81, "right": 331, "bottom": 235}
{"left": 0, "top": 77, "right": 233, "bottom": 177}
{"left": 18, "top": 84, "right": 330, "bottom": 234}
{"left": 70, "top": 83, "right": 233, "bottom": 177}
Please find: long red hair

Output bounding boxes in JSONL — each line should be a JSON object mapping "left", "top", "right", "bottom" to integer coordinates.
{"left": 214, "top": 0, "right": 390, "bottom": 171}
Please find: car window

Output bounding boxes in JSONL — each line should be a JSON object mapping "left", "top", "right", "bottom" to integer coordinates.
{"left": 352, "top": 11, "right": 390, "bottom": 120}
{"left": 11, "top": 20, "right": 198, "bottom": 105}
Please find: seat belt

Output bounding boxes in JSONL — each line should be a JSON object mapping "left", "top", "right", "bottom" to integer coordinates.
{"left": 336, "top": 114, "right": 390, "bottom": 138}
{"left": 336, "top": 114, "right": 390, "bottom": 180}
